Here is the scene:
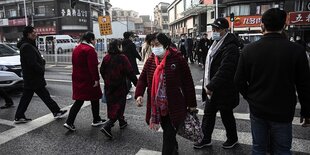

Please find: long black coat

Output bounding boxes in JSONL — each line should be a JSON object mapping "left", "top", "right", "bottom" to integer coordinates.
{"left": 17, "top": 38, "right": 46, "bottom": 90}
{"left": 202, "top": 33, "right": 240, "bottom": 110}
{"left": 122, "top": 39, "right": 142, "bottom": 75}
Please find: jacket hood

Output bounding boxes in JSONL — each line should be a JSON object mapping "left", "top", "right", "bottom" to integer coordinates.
{"left": 17, "top": 37, "right": 36, "bottom": 49}
{"left": 221, "top": 33, "right": 243, "bottom": 49}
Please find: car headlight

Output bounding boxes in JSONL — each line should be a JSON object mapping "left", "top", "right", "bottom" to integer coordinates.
{"left": 0, "top": 65, "right": 8, "bottom": 71}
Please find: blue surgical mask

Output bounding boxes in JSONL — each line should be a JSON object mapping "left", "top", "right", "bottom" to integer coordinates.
{"left": 212, "top": 32, "right": 221, "bottom": 40}
{"left": 152, "top": 46, "right": 165, "bottom": 57}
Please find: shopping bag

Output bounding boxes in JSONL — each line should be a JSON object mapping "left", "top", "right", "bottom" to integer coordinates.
{"left": 177, "top": 110, "right": 204, "bottom": 143}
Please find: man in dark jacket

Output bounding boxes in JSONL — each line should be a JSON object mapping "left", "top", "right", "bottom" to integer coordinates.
{"left": 197, "top": 33, "right": 211, "bottom": 68}
{"left": 14, "top": 26, "right": 67, "bottom": 123}
{"left": 122, "top": 32, "right": 142, "bottom": 99}
{"left": 234, "top": 8, "right": 310, "bottom": 154}
{"left": 186, "top": 34, "right": 194, "bottom": 63}
{"left": 194, "top": 18, "right": 240, "bottom": 149}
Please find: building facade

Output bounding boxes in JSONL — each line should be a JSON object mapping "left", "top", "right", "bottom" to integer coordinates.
{"left": 0, "top": 0, "right": 95, "bottom": 42}
{"left": 154, "top": 2, "right": 170, "bottom": 34}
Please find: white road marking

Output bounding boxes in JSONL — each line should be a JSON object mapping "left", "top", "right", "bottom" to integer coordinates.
{"left": 65, "top": 65, "right": 72, "bottom": 69}
{"left": 136, "top": 148, "right": 161, "bottom": 155}
{"left": 0, "top": 119, "right": 14, "bottom": 126}
{"left": 0, "top": 102, "right": 91, "bottom": 145}
{"left": 58, "top": 72, "right": 72, "bottom": 75}
{"left": 195, "top": 85, "right": 202, "bottom": 90}
{"left": 45, "top": 79, "right": 104, "bottom": 85}
{"left": 197, "top": 108, "right": 303, "bottom": 126}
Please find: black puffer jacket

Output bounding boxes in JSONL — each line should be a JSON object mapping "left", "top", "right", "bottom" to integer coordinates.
{"left": 17, "top": 38, "right": 46, "bottom": 89}
{"left": 202, "top": 33, "right": 240, "bottom": 109}
{"left": 122, "top": 39, "right": 142, "bottom": 75}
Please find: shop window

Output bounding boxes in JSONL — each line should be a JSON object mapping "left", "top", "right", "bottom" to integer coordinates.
{"left": 295, "top": 0, "right": 304, "bottom": 11}
{"left": 35, "top": 6, "right": 46, "bottom": 16}
{"left": 261, "top": 4, "right": 272, "bottom": 14}
{"left": 211, "top": 11, "right": 215, "bottom": 19}
{"left": 240, "top": 5, "right": 250, "bottom": 15}
{"left": 8, "top": 9, "right": 17, "bottom": 17}
{"left": 0, "top": 11, "right": 4, "bottom": 18}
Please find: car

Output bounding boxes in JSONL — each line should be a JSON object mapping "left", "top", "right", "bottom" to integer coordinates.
{"left": 5, "top": 43, "right": 20, "bottom": 53}
{"left": 0, "top": 43, "right": 23, "bottom": 90}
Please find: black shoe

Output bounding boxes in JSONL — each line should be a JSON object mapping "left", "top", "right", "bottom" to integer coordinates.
{"left": 193, "top": 140, "right": 212, "bottom": 149}
{"left": 119, "top": 120, "right": 128, "bottom": 129}
{"left": 0, "top": 103, "right": 14, "bottom": 109}
{"left": 100, "top": 126, "right": 113, "bottom": 139}
{"left": 91, "top": 119, "right": 106, "bottom": 127}
{"left": 222, "top": 139, "right": 238, "bottom": 149}
{"left": 14, "top": 117, "right": 32, "bottom": 124}
{"left": 63, "top": 123, "right": 76, "bottom": 131}
{"left": 54, "top": 110, "right": 68, "bottom": 119}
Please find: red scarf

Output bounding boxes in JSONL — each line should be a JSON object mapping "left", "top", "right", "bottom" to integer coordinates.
{"left": 150, "top": 50, "right": 170, "bottom": 129}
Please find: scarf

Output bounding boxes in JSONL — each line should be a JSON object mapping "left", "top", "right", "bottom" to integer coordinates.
{"left": 204, "top": 33, "right": 228, "bottom": 97}
{"left": 150, "top": 49, "right": 170, "bottom": 130}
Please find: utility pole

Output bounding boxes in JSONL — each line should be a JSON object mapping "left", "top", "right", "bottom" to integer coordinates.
{"left": 23, "top": 0, "right": 28, "bottom": 26}
{"left": 215, "top": 0, "right": 218, "bottom": 19}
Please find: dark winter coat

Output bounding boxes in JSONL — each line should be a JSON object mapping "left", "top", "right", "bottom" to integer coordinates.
{"left": 202, "top": 33, "right": 240, "bottom": 110}
{"left": 235, "top": 33, "right": 310, "bottom": 122}
{"left": 135, "top": 48, "right": 197, "bottom": 127}
{"left": 17, "top": 38, "right": 46, "bottom": 89}
{"left": 100, "top": 53, "right": 137, "bottom": 104}
{"left": 72, "top": 43, "right": 102, "bottom": 100}
{"left": 122, "top": 39, "right": 142, "bottom": 75}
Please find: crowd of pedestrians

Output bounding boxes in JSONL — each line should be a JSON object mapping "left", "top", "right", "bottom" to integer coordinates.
{"left": 1, "top": 8, "right": 310, "bottom": 155}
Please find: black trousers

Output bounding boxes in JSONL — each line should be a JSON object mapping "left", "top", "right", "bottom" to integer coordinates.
{"left": 161, "top": 116, "right": 178, "bottom": 155}
{"left": 187, "top": 49, "right": 194, "bottom": 63}
{"left": 15, "top": 87, "right": 60, "bottom": 119}
{"left": 0, "top": 88, "right": 13, "bottom": 105}
{"left": 201, "top": 101, "right": 238, "bottom": 142}
{"left": 66, "top": 100, "right": 101, "bottom": 125}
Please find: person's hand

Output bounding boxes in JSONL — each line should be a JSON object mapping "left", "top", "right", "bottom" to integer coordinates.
{"left": 136, "top": 96, "right": 143, "bottom": 107}
{"left": 189, "top": 107, "right": 197, "bottom": 112}
{"left": 300, "top": 117, "right": 310, "bottom": 127}
{"left": 93, "top": 81, "right": 99, "bottom": 87}
{"left": 150, "top": 123, "right": 160, "bottom": 131}
{"left": 204, "top": 86, "right": 213, "bottom": 96}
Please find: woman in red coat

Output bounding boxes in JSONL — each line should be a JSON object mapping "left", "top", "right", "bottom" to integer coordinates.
{"left": 99, "top": 39, "right": 137, "bottom": 139}
{"left": 64, "top": 32, "right": 105, "bottom": 131}
{"left": 135, "top": 33, "right": 197, "bottom": 155}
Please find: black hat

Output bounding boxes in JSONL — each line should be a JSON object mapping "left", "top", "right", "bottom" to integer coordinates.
{"left": 210, "top": 18, "right": 229, "bottom": 29}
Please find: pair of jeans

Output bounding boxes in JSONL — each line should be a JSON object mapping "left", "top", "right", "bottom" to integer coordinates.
{"left": 201, "top": 101, "right": 238, "bottom": 142}
{"left": 250, "top": 114, "right": 292, "bottom": 155}
{"left": 160, "top": 116, "right": 178, "bottom": 155}
{"left": 66, "top": 100, "right": 101, "bottom": 125}
{"left": 15, "top": 87, "right": 60, "bottom": 119}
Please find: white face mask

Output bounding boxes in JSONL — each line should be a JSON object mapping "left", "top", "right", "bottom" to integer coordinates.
{"left": 152, "top": 46, "right": 165, "bottom": 57}
{"left": 212, "top": 32, "right": 221, "bottom": 40}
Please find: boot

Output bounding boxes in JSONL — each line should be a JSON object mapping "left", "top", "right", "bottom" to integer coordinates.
{"left": 100, "top": 120, "right": 114, "bottom": 139}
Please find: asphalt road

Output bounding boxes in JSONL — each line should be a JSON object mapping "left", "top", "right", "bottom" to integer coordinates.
{"left": 0, "top": 61, "right": 309, "bottom": 155}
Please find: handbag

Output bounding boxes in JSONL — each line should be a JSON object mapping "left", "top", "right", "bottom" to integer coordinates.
{"left": 177, "top": 110, "right": 204, "bottom": 143}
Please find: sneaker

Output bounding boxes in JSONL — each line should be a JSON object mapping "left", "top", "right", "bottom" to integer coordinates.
{"left": 91, "top": 119, "right": 106, "bottom": 127}
{"left": 14, "top": 117, "right": 32, "bottom": 124}
{"left": 100, "top": 126, "right": 113, "bottom": 139}
{"left": 54, "top": 110, "right": 68, "bottom": 119}
{"left": 222, "top": 139, "right": 238, "bottom": 149}
{"left": 193, "top": 140, "right": 212, "bottom": 149}
{"left": 126, "top": 94, "right": 132, "bottom": 100}
{"left": 63, "top": 123, "right": 76, "bottom": 131}
{"left": 119, "top": 120, "right": 128, "bottom": 129}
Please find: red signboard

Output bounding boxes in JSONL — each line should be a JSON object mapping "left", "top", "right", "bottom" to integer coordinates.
{"left": 36, "top": 26, "right": 56, "bottom": 35}
{"left": 226, "top": 16, "right": 262, "bottom": 28}
{"left": 8, "top": 18, "right": 28, "bottom": 26}
{"left": 289, "top": 11, "right": 310, "bottom": 25}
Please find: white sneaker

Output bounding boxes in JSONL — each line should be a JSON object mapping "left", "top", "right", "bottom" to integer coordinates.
{"left": 126, "top": 94, "right": 132, "bottom": 100}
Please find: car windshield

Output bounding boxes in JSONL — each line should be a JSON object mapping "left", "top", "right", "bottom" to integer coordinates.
{"left": 0, "top": 44, "right": 19, "bottom": 57}
{"left": 6, "top": 44, "right": 19, "bottom": 51}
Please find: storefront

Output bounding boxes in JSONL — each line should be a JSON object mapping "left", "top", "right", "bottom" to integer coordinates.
{"left": 288, "top": 11, "right": 310, "bottom": 44}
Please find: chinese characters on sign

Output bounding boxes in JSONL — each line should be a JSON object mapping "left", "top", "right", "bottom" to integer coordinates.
{"left": 61, "top": 8, "right": 88, "bottom": 23}
{"left": 98, "top": 16, "right": 112, "bottom": 35}
{"left": 36, "top": 26, "right": 56, "bottom": 35}
{"left": 289, "top": 11, "right": 310, "bottom": 25}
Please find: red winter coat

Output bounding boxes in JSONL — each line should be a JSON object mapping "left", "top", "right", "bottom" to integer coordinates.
{"left": 135, "top": 47, "right": 197, "bottom": 127}
{"left": 72, "top": 43, "right": 102, "bottom": 100}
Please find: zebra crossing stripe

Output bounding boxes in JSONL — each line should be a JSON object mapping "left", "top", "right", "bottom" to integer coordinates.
{"left": 136, "top": 148, "right": 161, "bottom": 155}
